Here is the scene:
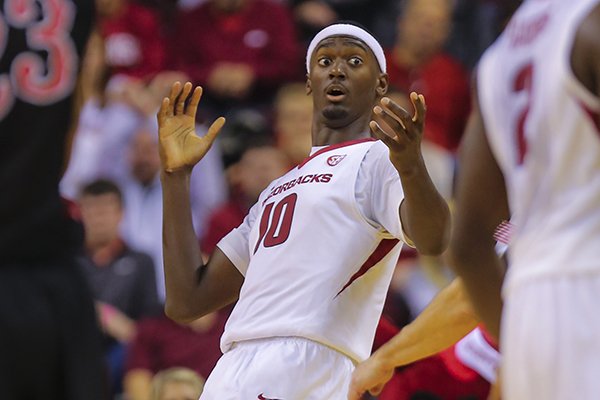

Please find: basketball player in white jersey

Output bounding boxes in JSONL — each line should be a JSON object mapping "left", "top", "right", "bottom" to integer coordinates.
{"left": 157, "top": 23, "right": 450, "bottom": 399}
{"left": 448, "top": 0, "right": 600, "bottom": 398}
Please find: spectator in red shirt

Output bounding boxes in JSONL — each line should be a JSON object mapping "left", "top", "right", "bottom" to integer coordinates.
{"left": 386, "top": 0, "right": 470, "bottom": 153}
{"left": 96, "top": 0, "right": 167, "bottom": 81}
{"left": 123, "top": 311, "right": 228, "bottom": 400}
{"left": 170, "top": 0, "right": 302, "bottom": 117}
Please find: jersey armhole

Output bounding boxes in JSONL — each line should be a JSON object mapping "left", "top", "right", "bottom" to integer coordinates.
{"left": 216, "top": 240, "right": 248, "bottom": 276}
{"left": 398, "top": 199, "right": 416, "bottom": 248}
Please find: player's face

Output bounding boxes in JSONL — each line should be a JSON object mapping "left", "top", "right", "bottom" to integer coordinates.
{"left": 307, "top": 36, "right": 387, "bottom": 128}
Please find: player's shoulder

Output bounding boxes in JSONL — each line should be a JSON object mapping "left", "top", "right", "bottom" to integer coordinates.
{"left": 360, "top": 139, "right": 396, "bottom": 174}
{"left": 363, "top": 139, "right": 390, "bottom": 162}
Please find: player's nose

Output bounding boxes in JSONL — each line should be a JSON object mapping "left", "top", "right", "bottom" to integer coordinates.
{"left": 329, "top": 60, "right": 346, "bottom": 79}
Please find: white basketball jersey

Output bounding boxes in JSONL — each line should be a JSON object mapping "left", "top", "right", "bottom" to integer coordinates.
{"left": 217, "top": 138, "right": 408, "bottom": 362}
{"left": 478, "top": 0, "right": 600, "bottom": 292}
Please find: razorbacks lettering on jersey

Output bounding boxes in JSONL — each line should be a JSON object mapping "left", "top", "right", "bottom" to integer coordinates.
{"left": 477, "top": 0, "right": 600, "bottom": 293}
{"left": 217, "top": 138, "right": 409, "bottom": 362}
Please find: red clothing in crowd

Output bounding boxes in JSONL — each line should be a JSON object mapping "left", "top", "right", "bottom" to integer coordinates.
{"left": 385, "top": 51, "right": 471, "bottom": 152}
{"left": 373, "top": 317, "right": 491, "bottom": 400}
{"left": 125, "top": 312, "right": 228, "bottom": 379}
{"left": 200, "top": 198, "right": 248, "bottom": 255}
{"left": 99, "top": 2, "right": 167, "bottom": 79}
{"left": 171, "top": 0, "right": 301, "bottom": 93}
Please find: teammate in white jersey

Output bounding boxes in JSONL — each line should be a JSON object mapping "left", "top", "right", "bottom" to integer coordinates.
{"left": 448, "top": 1, "right": 600, "bottom": 398}
{"left": 158, "top": 23, "right": 450, "bottom": 399}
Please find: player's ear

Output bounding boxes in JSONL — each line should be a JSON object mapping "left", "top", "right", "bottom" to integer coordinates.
{"left": 376, "top": 73, "right": 389, "bottom": 97}
{"left": 306, "top": 74, "right": 312, "bottom": 95}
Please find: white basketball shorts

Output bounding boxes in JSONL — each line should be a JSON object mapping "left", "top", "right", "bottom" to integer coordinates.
{"left": 501, "top": 272, "right": 600, "bottom": 399}
{"left": 199, "top": 336, "right": 355, "bottom": 400}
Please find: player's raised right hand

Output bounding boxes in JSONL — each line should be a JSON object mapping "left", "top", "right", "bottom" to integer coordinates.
{"left": 157, "top": 81, "right": 225, "bottom": 173}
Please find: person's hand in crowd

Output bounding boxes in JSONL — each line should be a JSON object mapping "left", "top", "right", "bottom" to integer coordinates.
{"left": 207, "top": 63, "right": 255, "bottom": 99}
{"left": 294, "top": 0, "right": 338, "bottom": 28}
{"left": 120, "top": 79, "right": 158, "bottom": 115}
{"left": 225, "top": 63, "right": 254, "bottom": 98}
{"left": 96, "top": 301, "right": 137, "bottom": 342}
{"left": 149, "top": 71, "right": 191, "bottom": 99}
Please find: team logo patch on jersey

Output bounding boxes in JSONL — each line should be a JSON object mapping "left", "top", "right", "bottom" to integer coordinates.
{"left": 327, "top": 154, "right": 346, "bottom": 166}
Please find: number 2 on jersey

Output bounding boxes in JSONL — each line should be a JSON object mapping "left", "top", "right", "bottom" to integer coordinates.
{"left": 254, "top": 193, "right": 297, "bottom": 253}
{"left": 513, "top": 62, "right": 534, "bottom": 165}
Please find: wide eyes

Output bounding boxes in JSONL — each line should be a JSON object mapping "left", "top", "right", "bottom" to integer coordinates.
{"left": 348, "top": 56, "right": 363, "bottom": 66}
{"left": 318, "top": 57, "right": 332, "bottom": 67}
{"left": 317, "top": 56, "right": 364, "bottom": 68}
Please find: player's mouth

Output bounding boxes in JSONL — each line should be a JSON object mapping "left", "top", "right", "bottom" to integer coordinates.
{"left": 325, "top": 85, "right": 347, "bottom": 102}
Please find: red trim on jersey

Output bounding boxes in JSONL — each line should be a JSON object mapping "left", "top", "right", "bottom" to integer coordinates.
{"left": 297, "top": 137, "right": 376, "bottom": 169}
{"left": 336, "top": 238, "right": 399, "bottom": 297}
{"left": 478, "top": 324, "right": 499, "bottom": 350}
{"left": 579, "top": 100, "right": 600, "bottom": 135}
{"left": 438, "top": 346, "right": 480, "bottom": 382}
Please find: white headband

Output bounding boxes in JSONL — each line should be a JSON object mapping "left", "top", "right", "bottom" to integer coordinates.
{"left": 305, "top": 23, "right": 386, "bottom": 74}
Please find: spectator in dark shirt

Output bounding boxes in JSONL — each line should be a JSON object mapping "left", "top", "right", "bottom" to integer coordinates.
{"left": 78, "top": 179, "right": 161, "bottom": 326}
{"left": 77, "top": 179, "right": 161, "bottom": 394}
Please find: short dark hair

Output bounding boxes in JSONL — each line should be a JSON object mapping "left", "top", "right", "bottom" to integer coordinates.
{"left": 79, "top": 179, "right": 123, "bottom": 204}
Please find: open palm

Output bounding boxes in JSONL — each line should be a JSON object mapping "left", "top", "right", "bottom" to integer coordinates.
{"left": 157, "top": 81, "right": 225, "bottom": 173}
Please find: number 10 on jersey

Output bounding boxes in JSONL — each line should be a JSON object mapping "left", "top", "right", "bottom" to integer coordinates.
{"left": 253, "top": 194, "right": 298, "bottom": 253}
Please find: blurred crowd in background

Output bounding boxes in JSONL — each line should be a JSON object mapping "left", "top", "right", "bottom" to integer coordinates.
{"left": 61, "top": 0, "right": 521, "bottom": 398}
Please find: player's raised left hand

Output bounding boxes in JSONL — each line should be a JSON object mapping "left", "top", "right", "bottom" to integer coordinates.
{"left": 347, "top": 355, "right": 394, "bottom": 400}
{"left": 370, "top": 92, "right": 426, "bottom": 174}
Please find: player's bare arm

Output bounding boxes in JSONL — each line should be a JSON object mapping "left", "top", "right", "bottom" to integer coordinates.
{"left": 347, "top": 278, "right": 478, "bottom": 400}
{"left": 571, "top": 3, "right": 600, "bottom": 97}
{"left": 371, "top": 93, "right": 451, "bottom": 255}
{"left": 447, "top": 81, "right": 509, "bottom": 338}
{"left": 159, "top": 81, "right": 244, "bottom": 323}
